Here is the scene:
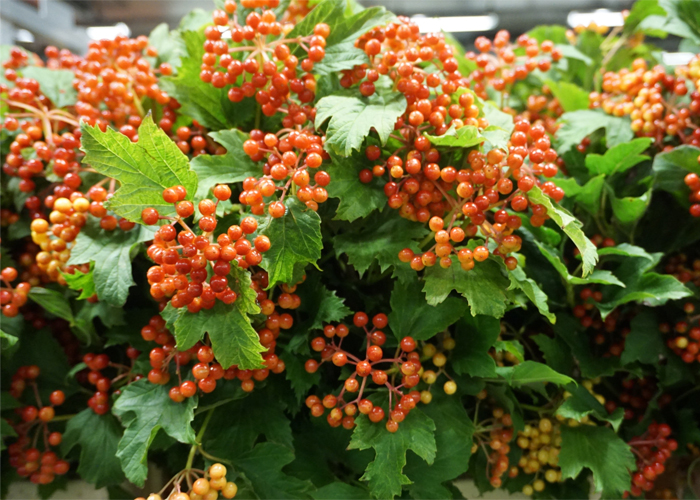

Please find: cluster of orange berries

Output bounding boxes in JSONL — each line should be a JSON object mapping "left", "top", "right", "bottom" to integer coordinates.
{"left": 305, "top": 311, "right": 437, "bottom": 433}
{"left": 472, "top": 406, "right": 516, "bottom": 489}
{"left": 625, "top": 423, "right": 676, "bottom": 498}
{"left": 241, "top": 128, "right": 331, "bottom": 215}
{"left": 2, "top": 89, "right": 82, "bottom": 193}
{"left": 201, "top": 0, "right": 329, "bottom": 118}
{"left": 137, "top": 463, "right": 238, "bottom": 500}
{"left": 592, "top": 58, "right": 699, "bottom": 141}
{"left": 660, "top": 302, "right": 700, "bottom": 364}
{"left": 171, "top": 123, "right": 224, "bottom": 157}
{"left": 7, "top": 366, "right": 70, "bottom": 485}
{"left": 664, "top": 254, "right": 700, "bottom": 288}
{"left": 143, "top": 185, "right": 270, "bottom": 311}
{"left": 79, "top": 352, "right": 138, "bottom": 415}
{"left": 683, "top": 173, "right": 700, "bottom": 218}
{"left": 0, "top": 266, "right": 32, "bottom": 317}
{"left": 61, "top": 37, "right": 171, "bottom": 128}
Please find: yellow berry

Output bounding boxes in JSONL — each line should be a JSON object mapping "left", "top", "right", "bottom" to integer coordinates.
{"left": 533, "top": 479, "right": 545, "bottom": 492}
{"left": 30, "top": 219, "right": 49, "bottom": 233}
{"left": 545, "top": 469, "right": 559, "bottom": 483}
{"left": 522, "top": 485, "right": 534, "bottom": 496}
{"left": 209, "top": 463, "right": 227, "bottom": 480}
{"left": 203, "top": 491, "right": 219, "bottom": 500}
{"left": 443, "top": 381, "right": 457, "bottom": 395}
{"left": 476, "top": 389, "right": 487, "bottom": 400}
{"left": 422, "top": 370, "right": 437, "bottom": 384}
{"left": 73, "top": 197, "right": 90, "bottom": 212}
{"left": 222, "top": 482, "right": 238, "bottom": 499}
{"left": 539, "top": 418, "right": 552, "bottom": 433}
{"left": 442, "top": 337, "right": 456, "bottom": 350}
{"left": 420, "top": 390, "right": 433, "bottom": 404}
{"left": 432, "top": 352, "right": 446, "bottom": 367}
{"left": 210, "top": 477, "right": 226, "bottom": 491}
{"left": 193, "top": 478, "right": 210, "bottom": 496}
{"left": 422, "top": 344, "right": 437, "bottom": 357}
{"left": 54, "top": 198, "right": 72, "bottom": 213}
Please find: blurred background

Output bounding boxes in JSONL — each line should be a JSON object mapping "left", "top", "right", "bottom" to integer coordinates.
{"left": 4, "top": 0, "right": 681, "bottom": 57}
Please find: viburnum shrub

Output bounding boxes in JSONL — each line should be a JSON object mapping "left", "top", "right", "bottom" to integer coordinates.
{"left": 2, "top": 1, "right": 700, "bottom": 499}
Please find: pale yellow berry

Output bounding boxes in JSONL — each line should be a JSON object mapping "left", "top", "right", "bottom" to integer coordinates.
{"left": 442, "top": 337, "right": 456, "bottom": 350}
{"left": 422, "top": 343, "right": 437, "bottom": 357}
{"left": 432, "top": 352, "right": 446, "bottom": 367}
{"left": 443, "top": 381, "right": 457, "bottom": 395}
{"left": 522, "top": 485, "right": 534, "bottom": 496}
{"left": 545, "top": 469, "right": 559, "bottom": 483}
{"left": 422, "top": 370, "right": 437, "bottom": 384}
{"left": 420, "top": 390, "right": 433, "bottom": 404}
{"left": 533, "top": 479, "right": 545, "bottom": 492}
{"left": 539, "top": 418, "right": 552, "bottom": 433}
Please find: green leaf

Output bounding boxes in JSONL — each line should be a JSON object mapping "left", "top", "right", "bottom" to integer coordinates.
{"left": 349, "top": 409, "right": 437, "bottom": 499}
{"left": 424, "top": 125, "right": 485, "bottom": 148}
{"left": 257, "top": 197, "right": 323, "bottom": 289}
{"left": 160, "top": 30, "right": 247, "bottom": 130}
{"left": 531, "top": 334, "right": 573, "bottom": 376}
{"left": 388, "top": 279, "right": 468, "bottom": 341}
{"left": 325, "top": 150, "right": 387, "bottom": 221}
{"left": 0, "top": 329, "right": 18, "bottom": 351}
{"left": 2, "top": 418, "right": 18, "bottom": 450}
{"left": 496, "top": 361, "right": 574, "bottom": 388}
{"left": 559, "top": 425, "right": 635, "bottom": 498}
{"left": 609, "top": 188, "right": 651, "bottom": 225}
{"left": 316, "top": 76, "right": 407, "bottom": 156}
{"left": 67, "top": 219, "right": 156, "bottom": 307}
{"left": 555, "top": 110, "right": 635, "bottom": 154}
{"left": 527, "top": 25, "right": 569, "bottom": 44}
{"left": 61, "top": 264, "right": 96, "bottom": 300}
{"left": 289, "top": 0, "right": 394, "bottom": 75}
{"left": 556, "top": 384, "right": 624, "bottom": 431}
{"left": 624, "top": 0, "right": 666, "bottom": 34}
{"left": 620, "top": 310, "right": 666, "bottom": 366}
{"left": 190, "top": 129, "right": 260, "bottom": 200}
{"left": 334, "top": 211, "right": 428, "bottom": 283}
{"left": 311, "top": 483, "right": 369, "bottom": 500}
{"left": 422, "top": 253, "right": 509, "bottom": 317}
{"left": 148, "top": 23, "right": 186, "bottom": 70}
{"left": 303, "top": 274, "right": 352, "bottom": 331}
{"left": 494, "top": 340, "right": 525, "bottom": 363}
{"left": 585, "top": 137, "right": 653, "bottom": 176}
{"left": 507, "top": 266, "right": 556, "bottom": 323}
{"left": 544, "top": 80, "right": 589, "bottom": 112}
{"left": 27, "top": 288, "right": 73, "bottom": 323}
{"left": 404, "top": 395, "right": 475, "bottom": 499}
{"left": 21, "top": 67, "right": 77, "bottom": 108}
{"left": 651, "top": 145, "right": 700, "bottom": 200}
{"left": 62, "top": 409, "right": 125, "bottom": 488}
{"left": 233, "top": 443, "right": 313, "bottom": 499}
{"left": 535, "top": 241, "right": 624, "bottom": 287}
{"left": 527, "top": 186, "right": 598, "bottom": 276}
{"left": 451, "top": 315, "right": 500, "bottom": 378}
{"left": 554, "top": 314, "right": 621, "bottom": 378}
{"left": 112, "top": 379, "right": 198, "bottom": 487}
{"left": 171, "top": 301, "right": 265, "bottom": 369}
{"left": 595, "top": 246, "right": 692, "bottom": 318}
{"left": 80, "top": 114, "right": 198, "bottom": 222}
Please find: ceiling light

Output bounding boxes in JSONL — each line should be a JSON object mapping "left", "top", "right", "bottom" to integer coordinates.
{"left": 567, "top": 9, "right": 624, "bottom": 28}
{"left": 86, "top": 22, "right": 131, "bottom": 41}
{"left": 662, "top": 52, "right": 694, "bottom": 66}
{"left": 411, "top": 14, "right": 499, "bottom": 34}
{"left": 15, "top": 29, "right": 35, "bottom": 43}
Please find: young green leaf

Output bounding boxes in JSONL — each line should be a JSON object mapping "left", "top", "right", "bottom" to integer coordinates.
{"left": 147, "top": 23, "right": 186, "bottom": 70}
{"left": 67, "top": 219, "right": 156, "bottom": 307}
{"left": 60, "top": 264, "right": 96, "bottom": 300}
{"left": 424, "top": 125, "right": 485, "bottom": 148}
{"left": 349, "top": 409, "right": 437, "bottom": 499}
{"left": 555, "top": 110, "right": 634, "bottom": 154}
{"left": 112, "top": 379, "right": 198, "bottom": 487}
{"left": 257, "top": 198, "right": 323, "bottom": 289}
{"left": 422, "top": 257, "right": 509, "bottom": 317}
{"left": 315, "top": 76, "right": 406, "bottom": 156}
{"left": 451, "top": 315, "right": 500, "bottom": 378}
{"left": 62, "top": 409, "right": 125, "bottom": 488}
{"left": 531, "top": 334, "right": 573, "bottom": 376}
{"left": 535, "top": 241, "right": 624, "bottom": 287}
{"left": 325, "top": 150, "right": 387, "bottom": 221}
{"left": 559, "top": 425, "right": 635, "bottom": 498}
{"left": 527, "top": 186, "right": 598, "bottom": 276}
{"left": 388, "top": 279, "right": 468, "bottom": 341}
{"left": 556, "top": 384, "right": 624, "bottom": 430}
{"left": 609, "top": 188, "right": 652, "bottom": 225}
{"left": 189, "top": 129, "right": 261, "bottom": 199}
{"left": 496, "top": 361, "right": 574, "bottom": 387}
{"left": 507, "top": 266, "right": 556, "bottom": 323}
{"left": 80, "top": 114, "right": 198, "bottom": 222}
{"left": 544, "top": 80, "right": 589, "bottom": 112}
{"left": 27, "top": 287, "right": 73, "bottom": 323}
{"left": 21, "top": 67, "right": 77, "bottom": 108}
{"left": 171, "top": 301, "right": 265, "bottom": 370}
{"left": 585, "top": 137, "right": 653, "bottom": 176}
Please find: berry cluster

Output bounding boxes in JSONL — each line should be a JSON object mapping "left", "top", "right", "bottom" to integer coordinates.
{"left": 660, "top": 301, "right": 700, "bottom": 364}
{"left": 418, "top": 336, "right": 458, "bottom": 400}
{"left": 202, "top": 0, "right": 329, "bottom": 118}
{"left": 241, "top": 128, "right": 331, "bottom": 215}
{"left": 471, "top": 406, "right": 515, "bottom": 489}
{"left": 0, "top": 266, "right": 31, "bottom": 317}
{"left": 515, "top": 418, "right": 563, "bottom": 491}
{"left": 604, "top": 377, "right": 670, "bottom": 422}
{"left": 7, "top": 366, "right": 70, "bottom": 485}
{"left": 684, "top": 173, "right": 700, "bottom": 218}
{"left": 625, "top": 423, "right": 676, "bottom": 498}
{"left": 664, "top": 254, "right": 700, "bottom": 288}
{"left": 80, "top": 351, "right": 139, "bottom": 414}
{"left": 143, "top": 185, "right": 270, "bottom": 310}
{"left": 137, "top": 463, "right": 238, "bottom": 500}
{"left": 304, "top": 312, "right": 442, "bottom": 432}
